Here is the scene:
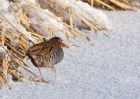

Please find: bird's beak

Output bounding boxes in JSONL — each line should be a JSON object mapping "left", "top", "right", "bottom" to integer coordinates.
{"left": 61, "top": 42, "right": 69, "bottom": 48}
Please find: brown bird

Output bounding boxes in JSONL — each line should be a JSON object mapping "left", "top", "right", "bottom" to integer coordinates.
{"left": 26, "top": 37, "right": 68, "bottom": 83}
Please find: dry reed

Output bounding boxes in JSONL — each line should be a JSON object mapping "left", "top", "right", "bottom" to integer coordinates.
{"left": 82, "top": 0, "right": 137, "bottom": 10}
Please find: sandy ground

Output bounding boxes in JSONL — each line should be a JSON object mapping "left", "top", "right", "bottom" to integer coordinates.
{"left": 0, "top": 11, "right": 140, "bottom": 99}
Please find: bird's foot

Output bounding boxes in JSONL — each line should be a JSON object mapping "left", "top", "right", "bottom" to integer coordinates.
{"left": 41, "top": 79, "right": 49, "bottom": 83}
{"left": 36, "top": 79, "right": 49, "bottom": 83}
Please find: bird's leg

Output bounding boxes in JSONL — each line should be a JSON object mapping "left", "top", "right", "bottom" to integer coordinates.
{"left": 37, "top": 66, "right": 48, "bottom": 83}
{"left": 44, "top": 63, "right": 56, "bottom": 80}
{"left": 34, "top": 65, "right": 49, "bottom": 83}
{"left": 51, "top": 66, "right": 56, "bottom": 79}
{"left": 28, "top": 50, "right": 49, "bottom": 83}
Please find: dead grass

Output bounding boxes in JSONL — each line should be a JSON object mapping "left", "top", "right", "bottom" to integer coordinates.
{"left": 82, "top": 0, "right": 137, "bottom": 10}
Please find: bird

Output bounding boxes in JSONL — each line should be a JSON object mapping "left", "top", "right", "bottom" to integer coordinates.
{"left": 26, "top": 37, "right": 69, "bottom": 83}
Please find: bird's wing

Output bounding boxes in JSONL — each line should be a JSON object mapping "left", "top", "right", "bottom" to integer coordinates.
{"left": 29, "top": 41, "right": 53, "bottom": 56}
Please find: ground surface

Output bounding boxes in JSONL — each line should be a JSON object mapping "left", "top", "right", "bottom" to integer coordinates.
{"left": 0, "top": 11, "right": 140, "bottom": 99}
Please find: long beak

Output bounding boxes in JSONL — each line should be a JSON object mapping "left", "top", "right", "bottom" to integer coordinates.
{"left": 61, "top": 42, "right": 69, "bottom": 48}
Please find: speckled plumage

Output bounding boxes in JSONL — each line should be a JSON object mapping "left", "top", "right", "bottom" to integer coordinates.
{"left": 26, "top": 37, "right": 68, "bottom": 82}
{"left": 27, "top": 37, "right": 65, "bottom": 67}
{"left": 34, "top": 47, "right": 64, "bottom": 66}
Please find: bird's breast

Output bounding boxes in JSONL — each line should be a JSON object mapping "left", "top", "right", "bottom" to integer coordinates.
{"left": 49, "top": 48, "right": 64, "bottom": 65}
{"left": 33, "top": 47, "right": 64, "bottom": 66}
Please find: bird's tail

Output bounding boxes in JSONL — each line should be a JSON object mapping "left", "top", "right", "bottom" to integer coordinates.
{"left": 26, "top": 50, "right": 39, "bottom": 67}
